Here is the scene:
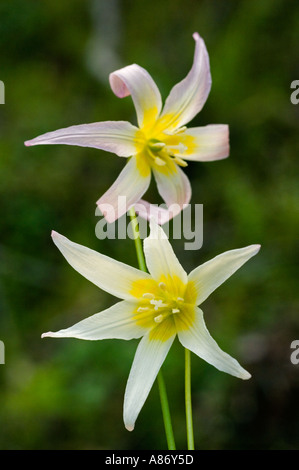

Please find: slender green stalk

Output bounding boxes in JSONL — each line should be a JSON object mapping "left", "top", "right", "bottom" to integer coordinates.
{"left": 129, "top": 207, "right": 176, "bottom": 450}
{"left": 185, "top": 348, "right": 195, "bottom": 450}
{"left": 157, "top": 370, "right": 176, "bottom": 450}
{"left": 128, "top": 207, "right": 147, "bottom": 272}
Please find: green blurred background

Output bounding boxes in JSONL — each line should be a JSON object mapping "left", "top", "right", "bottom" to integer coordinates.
{"left": 0, "top": 0, "right": 299, "bottom": 450}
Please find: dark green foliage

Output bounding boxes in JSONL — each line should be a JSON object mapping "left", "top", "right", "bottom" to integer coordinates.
{"left": 0, "top": 0, "right": 298, "bottom": 450}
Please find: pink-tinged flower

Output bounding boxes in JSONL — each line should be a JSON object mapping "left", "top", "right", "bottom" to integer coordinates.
{"left": 25, "top": 33, "right": 229, "bottom": 223}
{"left": 42, "top": 220, "right": 260, "bottom": 431}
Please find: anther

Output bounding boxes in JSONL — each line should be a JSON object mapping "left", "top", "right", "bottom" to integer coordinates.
{"left": 159, "top": 282, "right": 166, "bottom": 290}
{"left": 164, "top": 126, "right": 187, "bottom": 135}
{"left": 150, "top": 142, "right": 166, "bottom": 150}
{"left": 177, "top": 297, "right": 184, "bottom": 302}
{"left": 137, "top": 307, "right": 149, "bottom": 313}
{"left": 172, "top": 308, "right": 180, "bottom": 314}
{"left": 154, "top": 157, "right": 166, "bottom": 166}
{"left": 154, "top": 314, "right": 164, "bottom": 323}
{"left": 142, "top": 293, "right": 155, "bottom": 299}
{"left": 172, "top": 156, "right": 188, "bottom": 167}
{"left": 165, "top": 143, "right": 188, "bottom": 154}
{"left": 174, "top": 126, "right": 187, "bottom": 134}
{"left": 150, "top": 299, "right": 167, "bottom": 311}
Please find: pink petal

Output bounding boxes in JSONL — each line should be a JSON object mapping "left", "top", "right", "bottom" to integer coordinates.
{"left": 109, "top": 64, "right": 162, "bottom": 129}
{"left": 135, "top": 199, "right": 186, "bottom": 225}
{"left": 25, "top": 121, "right": 139, "bottom": 157}
{"left": 153, "top": 163, "right": 191, "bottom": 212}
{"left": 159, "top": 33, "right": 211, "bottom": 131}
{"left": 176, "top": 124, "right": 229, "bottom": 161}
{"left": 97, "top": 155, "right": 151, "bottom": 223}
{"left": 135, "top": 163, "right": 191, "bottom": 224}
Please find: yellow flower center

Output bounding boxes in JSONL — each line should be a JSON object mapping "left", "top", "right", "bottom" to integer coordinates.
{"left": 146, "top": 137, "right": 189, "bottom": 169}
{"left": 134, "top": 113, "right": 197, "bottom": 177}
{"left": 130, "top": 275, "right": 197, "bottom": 341}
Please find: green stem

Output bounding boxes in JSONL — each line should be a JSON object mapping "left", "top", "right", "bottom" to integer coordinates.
{"left": 157, "top": 370, "right": 176, "bottom": 450}
{"left": 185, "top": 348, "right": 195, "bottom": 450}
{"left": 129, "top": 207, "right": 176, "bottom": 450}
{"left": 129, "top": 207, "right": 147, "bottom": 272}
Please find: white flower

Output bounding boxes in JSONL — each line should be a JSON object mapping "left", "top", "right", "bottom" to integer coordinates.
{"left": 25, "top": 33, "right": 229, "bottom": 223}
{"left": 43, "top": 220, "right": 260, "bottom": 431}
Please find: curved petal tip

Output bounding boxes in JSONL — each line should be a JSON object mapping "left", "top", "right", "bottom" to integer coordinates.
{"left": 41, "top": 332, "right": 52, "bottom": 338}
{"left": 242, "top": 371, "right": 252, "bottom": 380}
{"left": 125, "top": 424, "right": 134, "bottom": 432}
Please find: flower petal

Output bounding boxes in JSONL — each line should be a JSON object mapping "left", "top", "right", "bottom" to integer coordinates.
{"left": 188, "top": 245, "right": 261, "bottom": 306}
{"left": 97, "top": 155, "right": 151, "bottom": 223}
{"left": 178, "top": 307, "right": 251, "bottom": 380}
{"left": 143, "top": 218, "right": 188, "bottom": 285}
{"left": 159, "top": 33, "right": 211, "bottom": 131}
{"left": 135, "top": 162, "right": 191, "bottom": 224}
{"left": 165, "top": 124, "right": 229, "bottom": 162}
{"left": 41, "top": 300, "right": 147, "bottom": 341}
{"left": 109, "top": 64, "right": 162, "bottom": 129}
{"left": 135, "top": 199, "right": 179, "bottom": 225}
{"left": 25, "top": 121, "right": 140, "bottom": 157}
{"left": 51, "top": 231, "right": 152, "bottom": 301}
{"left": 123, "top": 331, "right": 175, "bottom": 431}
{"left": 153, "top": 161, "right": 192, "bottom": 212}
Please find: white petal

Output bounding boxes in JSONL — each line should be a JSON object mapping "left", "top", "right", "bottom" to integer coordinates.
{"left": 188, "top": 245, "right": 261, "bottom": 306}
{"left": 97, "top": 155, "right": 151, "bottom": 223}
{"left": 153, "top": 163, "right": 191, "bottom": 211}
{"left": 175, "top": 125, "right": 229, "bottom": 161}
{"left": 51, "top": 231, "right": 152, "bottom": 301}
{"left": 135, "top": 199, "right": 180, "bottom": 225}
{"left": 109, "top": 64, "right": 162, "bottom": 129}
{"left": 143, "top": 218, "right": 188, "bottom": 284}
{"left": 123, "top": 332, "right": 175, "bottom": 431}
{"left": 159, "top": 33, "right": 211, "bottom": 131}
{"left": 25, "top": 121, "right": 139, "bottom": 157}
{"left": 134, "top": 163, "right": 191, "bottom": 224}
{"left": 42, "top": 301, "right": 148, "bottom": 340}
{"left": 178, "top": 307, "right": 251, "bottom": 380}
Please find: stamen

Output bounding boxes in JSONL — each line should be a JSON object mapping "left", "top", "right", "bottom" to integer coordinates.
{"left": 177, "top": 297, "right": 184, "bottom": 302}
{"left": 154, "top": 156, "right": 166, "bottom": 166}
{"left": 159, "top": 282, "right": 166, "bottom": 290}
{"left": 172, "top": 156, "right": 188, "bottom": 167}
{"left": 172, "top": 308, "right": 180, "bottom": 314}
{"left": 165, "top": 143, "right": 188, "bottom": 154}
{"left": 150, "top": 142, "right": 166, "bottom": 150}
{"left": 142, "top": 293, "right": 155, "bottom": 299}
{"left": 154, "top": 314, "right": 164, "bottom": 323}
{"left": 150, "top": 299, "right": 167, "bottom": 311}
{"left": 137, "top": 307, "right": 149, "bottom": 313}
{"left": 174, "top": 126, "right": 187, "bottom": 134}
{"left": 164, "top": 126, "right": 187, "bottom": 135}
